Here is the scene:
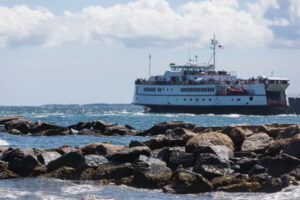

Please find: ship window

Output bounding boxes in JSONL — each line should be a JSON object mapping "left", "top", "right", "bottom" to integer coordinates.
{"left": 209, "top": 98, "right": 212, "bottom": 101}
{"left": 196, "top": 98, "right": 199, "bottom": 101}
{"left": 143, "top": 88, "right": 156, "bottom": 92}
{"left": 190, "top": 98, "right": 192, "bottom": 101}
{"left": 232, "top": 98, "right": 234, "bottom": 101}
{"left": 184, "top": 98, "right": 186, "bottom": 101}
{"left": 180, "top": 87, "right": 215, "bottom": 92}
{"left": 237, "top": 98, "right": 241, "bottom": 101}
{"left": 249, "top": 96, "right": 253, "bottom": 101}
{"left": 158, "top": 88, "right": 162, "bottom": 92}
{"left": 202, "top": 98, "right": 205, "bottom": 101}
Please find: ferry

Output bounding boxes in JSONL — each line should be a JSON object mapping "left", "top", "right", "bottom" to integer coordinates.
{"left": 133, "top": 36, "right": 290, "bottom": 115}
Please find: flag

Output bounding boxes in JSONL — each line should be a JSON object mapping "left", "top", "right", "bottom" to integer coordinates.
{"left": 218, "top": 45, "right": 224, "bottom": 49}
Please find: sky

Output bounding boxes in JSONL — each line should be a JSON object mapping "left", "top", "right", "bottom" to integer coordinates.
{"left": 0, "top": 0, "right": 300, "bottom": 105}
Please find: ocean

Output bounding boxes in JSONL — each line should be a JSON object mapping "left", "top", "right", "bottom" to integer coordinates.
{"left": 0, "top": 104, "right": 300, "bottom": 200}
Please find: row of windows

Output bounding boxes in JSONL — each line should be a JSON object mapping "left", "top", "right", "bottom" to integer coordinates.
{"left": 180, "top": 88, "right": 215, "bottom": 92}
{"left": 144, "top": 87, "right": 215, "bottom": 93}
{"left": 144, "top": 88, "right": 156, "bottom": 92}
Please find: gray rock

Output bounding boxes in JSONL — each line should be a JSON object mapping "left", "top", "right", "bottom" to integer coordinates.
{"left": 193, "top": 145, "right": 233, "bottom": 162}
{"left": 107, "top": 146, "right": 151, "bottom": 163}
{"left": 241, "top": 132, "right": 273, "bottom": 153}
{"left": 84, "top": 155, "right": 108, "bottom": 168}
{"left": 38, "top": 151, "right": 61, "bottom": 165}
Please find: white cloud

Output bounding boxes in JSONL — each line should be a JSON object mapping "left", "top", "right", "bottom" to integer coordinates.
{"left": 0, "top": 0, "right": 298, "bottom": 48}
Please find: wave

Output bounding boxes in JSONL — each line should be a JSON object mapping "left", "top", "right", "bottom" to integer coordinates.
{"left": 0, "top": 139, "right": 9, "bottom": 146}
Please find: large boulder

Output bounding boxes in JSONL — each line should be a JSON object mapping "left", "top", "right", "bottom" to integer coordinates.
{"left": 222, "top": 126, "right": 246, "bottom": 150}
{"left": 265, "top": 138, "right": 291, "bottom": 156}
{"left": 283, "top": 134, "right": 300, "bottom": 158}
{"left": 167, "top": 150, "right": 194, "bottom": 171}
{"left": 37, "top": 151, "right": 61, "bottom": 165}
{"left": 132, "top": 155, "right": 172, "bottom": 188}
{"left": 241, "top": 132, "right": 273, "bottom": 153}
{"left": 103, "top": 124, "right": 134, "bottom": 136}
{"left": 171, "top": 170, "right": 213, "bottom": 194}
{"left": 140, "top": 121, "right": 195, "bottom": 136}
{"left": 193, "top": 145, "right": 233, "bottom": 162}
{"left": 265, "top": 154, "right": 300, "bottom": 177}
{"left": 279, "top": 125, "right": 300, "bottom": 139}
{"left": 47, "top": 151, "right": 85, "bottom": 172}
{"left": 186, "top": 132, "right": 234, "bottom": 152}
{"left": 79, "top": 142, "right": 122, "bottom": 156}
{"left": 84, "top": 155, "right": 108, "bottom": 168}
{"left": 1, "top": 148, "right": 39, "bottom": 176}
{"left": 107, "top": 146, "right": 151, "bottom": 163}
{"left": 193, "top": 153, "right": 231, "bottom": 179}
{"left": 143, "top": 128, "right": 196, "bottom": 150}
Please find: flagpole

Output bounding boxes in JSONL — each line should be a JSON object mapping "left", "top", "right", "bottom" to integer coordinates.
{"left": 213, "top": 34, "right": 216, "bottom": 70}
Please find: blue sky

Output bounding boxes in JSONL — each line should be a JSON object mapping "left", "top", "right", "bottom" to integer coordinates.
{"left": 0, "top": 0, "right": 299, "bottom": 105}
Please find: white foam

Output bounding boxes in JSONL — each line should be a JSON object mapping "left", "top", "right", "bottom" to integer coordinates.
{"left": 0, "top": 139, "right": 9, "bottom": 146}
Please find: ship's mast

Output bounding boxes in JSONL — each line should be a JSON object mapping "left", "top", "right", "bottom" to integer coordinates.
{"left": 210, "top": 34, "right": 218, "bottom": 71}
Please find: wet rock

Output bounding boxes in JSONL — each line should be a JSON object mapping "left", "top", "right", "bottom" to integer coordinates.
{"left": 0, "top": 116, "right": 25, "bottom": 125}
{"left": 37, "top": 151, "right": 61, "bottom": 165}
{"left": 4, "top": 119, "right": 32, "bottom": 135}
{"left": 32, "top": 121, "right": 67, "bottom": 134}
{"left": 132, "top": 155, "right": 172, "bottom": 188}
{"left": 167, "top": 150, "right": 194, "bottom": 171}
{"left": 151, "top": 147, "right": 185, "bottom": 162}
{"left": 212, "top": 175, "right": 241, "bottom": 189}
{"left": 141, "top": 121, "right": 195, "bottom": 136}
{"left": 51, "top": 144, "right": 79, "bottom": 155}
{"left": 283, "top": 134, "right": 300, "bottom": 158}
{"left": 44, "top": 166, "right": 78, "bottom": 180}
{"left": 217, "top": 181, "right": 261, "bottom": 192}
{"left": 265, "top": 138, "right": 291, "bottom": 156}
{"left": 143, "top": 128, "right": 196, "bottom": 150}
{"left": 84, "top": 155, "right": 108, "bottom": 168}
{"left": 93, "top": 120, "right": 113, "bottom": 131}
{"left": 0, "top": 169, "right": 19, "bottom": 179}
{"left": 171, "top": 170, "right": 213, "bottom": 194}
{"left": 236, "top": 158, "right": 258, "bottom": 174}
{"left": 186, "top": 132, "right": 234, "bottom": 152}
{"left": 193, "top": 153, "right": 231, "bottom": 179}
{"left": 2, "top": 148, "right": 39, "bottom": 176}
{"left": 279, "top": 125, "right": 300, "bottom": 139}
{"left": 290, "top": 165, "right": 300, "bottom": 180}
{"left": 266, "top": 154, "right": 300, "bottom": 177}
{"left": 31, "top": 165, "right": 48, "bottom": 177}
{"left": 79, "top": 142, "right": 122, "bottom": 156}
{"left": 241, "top": 132, "right": 273, "bottom": 153}
{"left": 103, "top": 124, "right": 132, "bottom": 136}
{"left": 94, "top": 163, "right": 134, "bottom": 181}
{"left": 234, "top": 151, "right": 257, "bottom": 158}
{"left": 107, "top": 146, "right": 151, "bottom": 163}
{"left": 79, "top": 168, "right": 96, "bottom": 180}
{"left": 257, "top": 177, "right": 285, "bottom": 193}
{"left": 222, "top": 126, "right": 246, "bottom": 150}
{"left": 47, "top": 151, "right": 85, "bottom": 172}
{"left": 249, "top": 165, "right": 266, "bottom": 175}
{"left": 129, "top": 140, "right": 145, "bottom": 148}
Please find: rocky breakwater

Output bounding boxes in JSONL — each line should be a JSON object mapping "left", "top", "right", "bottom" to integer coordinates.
{"left": 0, "top": 117, "right": 139, "bottom": 136}
{"left": 0, "top": 120, "right": 300, "bottom": 194}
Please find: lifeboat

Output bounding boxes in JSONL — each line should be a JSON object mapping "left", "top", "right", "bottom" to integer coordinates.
{"left": 228, "top": 87, "right": 246, "bottom": 94}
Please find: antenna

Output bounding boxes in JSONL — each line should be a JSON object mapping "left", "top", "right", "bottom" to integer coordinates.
{"left": 271, "top": 70, "right": 274, "bottom": 77}
{"left": 195, "top": 55, "right": 198, "bottom": 64}
{"left": 149, "top": 54, "right": 151, "bottom": 78}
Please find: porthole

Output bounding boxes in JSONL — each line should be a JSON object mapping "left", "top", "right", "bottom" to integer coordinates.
{"left": 202, "top": 98, "right": 205, "bottom": 101}
{"left": 237, "top": 98, "right": 241, "bottom": 101}
{"left": 196, "top": 98, "right": 199, "bottom": 101}
{"left": 249, "top": 96, "right": 253, "bottom": 101}
{"left": 184, "top": 98, "right": 186, "bottom": 101}
{"left": 209, "top": 98, "right": 212, "bottom": 101}
{"left": 190, "top": 98, "right": 192, "bottom": 101}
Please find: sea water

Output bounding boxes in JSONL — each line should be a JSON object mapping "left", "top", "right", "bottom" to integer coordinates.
{"left": 0, "top": 104, "right": 300, "bottom": 199}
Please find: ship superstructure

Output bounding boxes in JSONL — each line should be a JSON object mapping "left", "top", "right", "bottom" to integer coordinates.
{"left": 133, "top": 36, "right": 289, "bottom": 115}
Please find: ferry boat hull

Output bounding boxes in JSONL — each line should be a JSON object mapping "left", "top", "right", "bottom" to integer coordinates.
{"left": 142, "top": 104, "right": 289, "bottom": 115}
